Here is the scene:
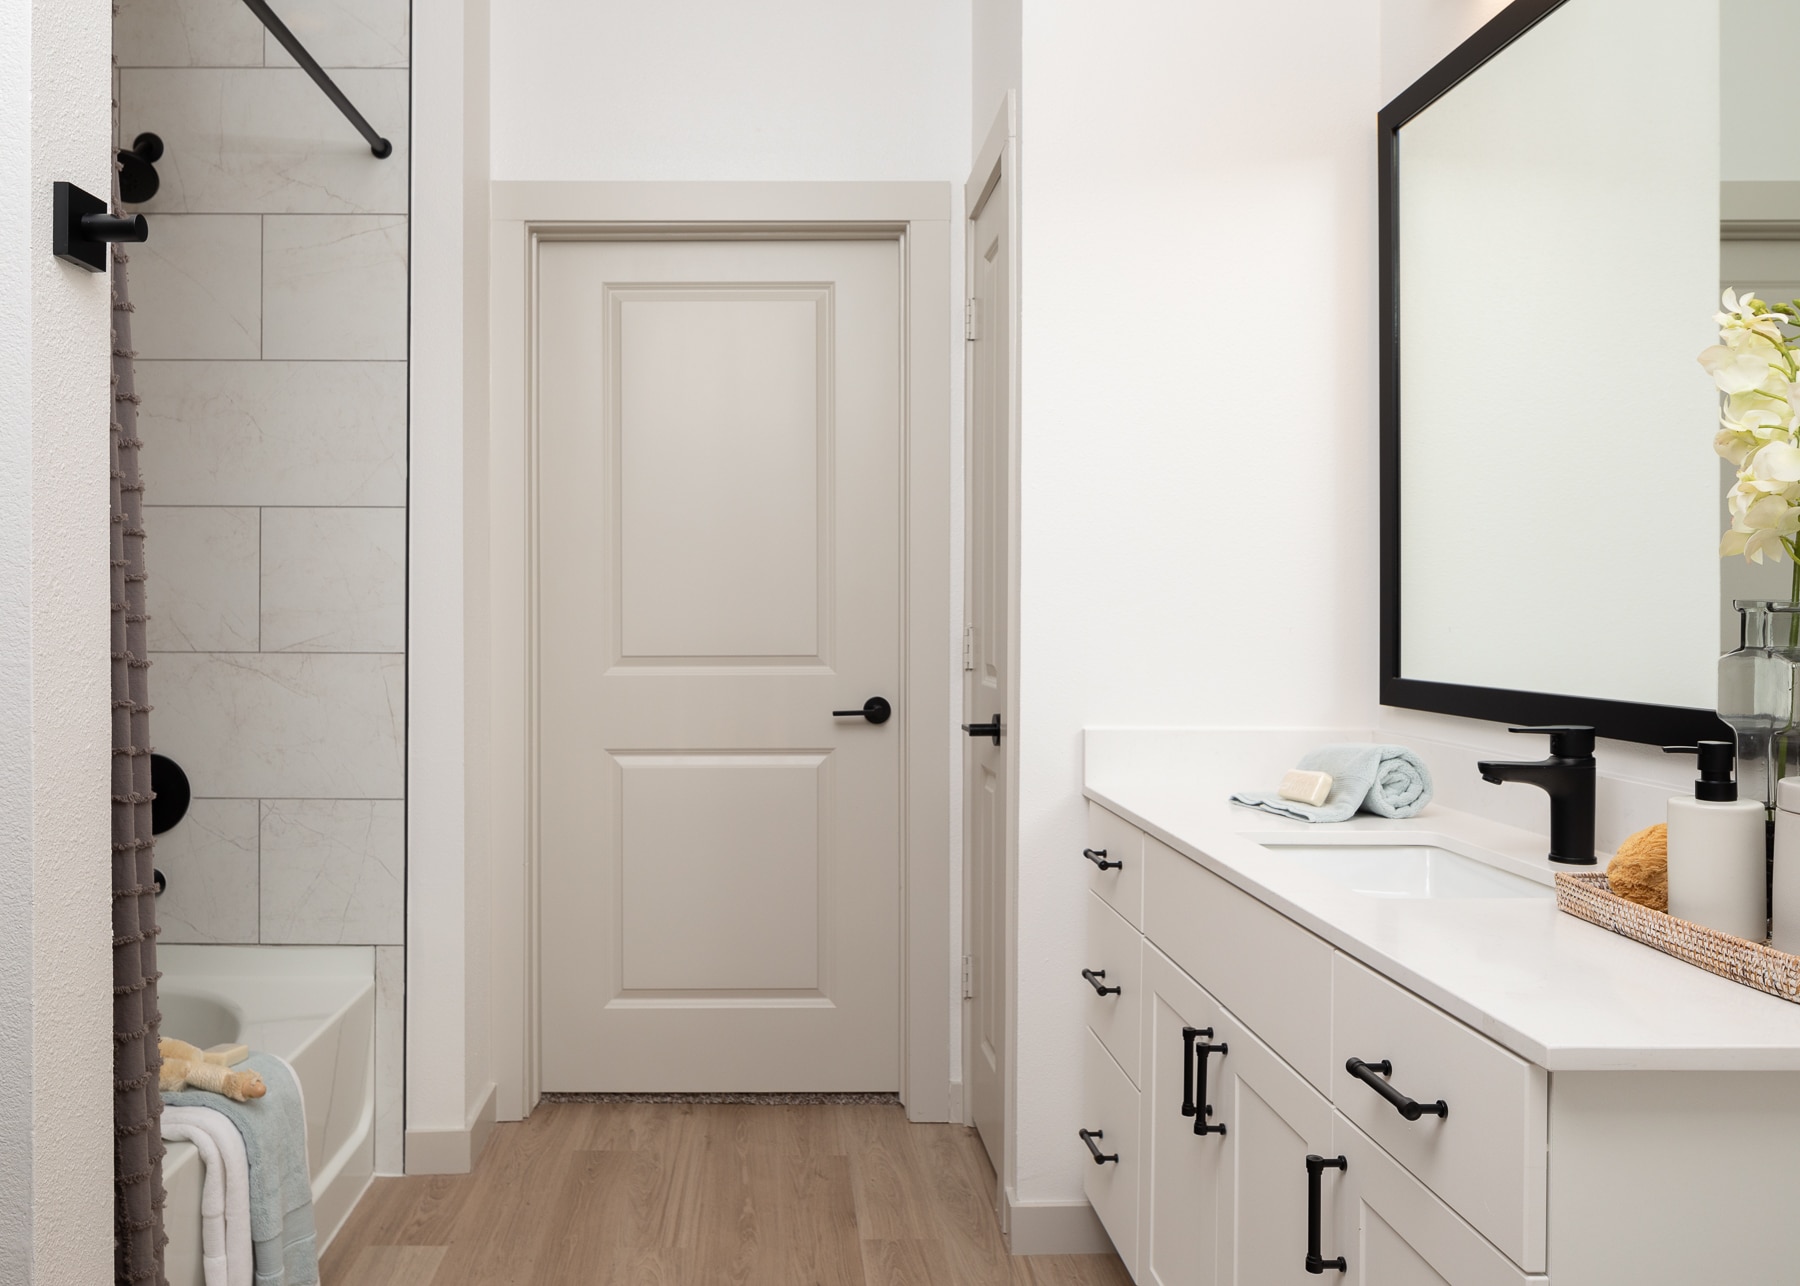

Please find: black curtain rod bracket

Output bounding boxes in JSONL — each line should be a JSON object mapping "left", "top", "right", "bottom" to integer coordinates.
{"left": 239, "top": 0, "right": 392, "bottom": 158}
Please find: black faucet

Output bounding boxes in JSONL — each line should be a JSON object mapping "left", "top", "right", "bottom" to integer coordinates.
{"left": 1476, "top": 726, "right": 1597, "bottom": 865}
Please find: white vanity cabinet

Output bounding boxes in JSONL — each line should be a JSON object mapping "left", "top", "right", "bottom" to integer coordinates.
{"left": 1084, "top": 800, "right": 1548, "bottom": 1284}
{"left": 1082, "top": 733, "right": 1800, "bottom": 1283}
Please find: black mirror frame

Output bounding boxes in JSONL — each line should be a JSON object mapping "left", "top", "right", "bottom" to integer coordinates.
{"left": 1377, "top": 0, "right": 1730, "bottom": 747}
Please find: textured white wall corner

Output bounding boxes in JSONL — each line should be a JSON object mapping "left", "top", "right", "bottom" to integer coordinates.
{"left": 1011, "top": 0, "right": 1382, "bottom": 1205}
{"left": 407, "top": 0, "right": 496, "bottom": 1165}
{"left": 0, "top": 0, "right": 121, "bottom": 1280}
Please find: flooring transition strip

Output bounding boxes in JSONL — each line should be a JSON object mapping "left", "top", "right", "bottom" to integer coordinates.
{"left": 540, "top": 1091, "right": 903, "bottom": 1106}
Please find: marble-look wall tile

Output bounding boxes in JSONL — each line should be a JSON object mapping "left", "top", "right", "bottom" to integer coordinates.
{"left": 260, "top": 800, "right": 403, "bottom": 944}
{"left": 152, "top": 652, "right": 404, "bottom": 799}
{"left": 128, "top": 215, "right": 262, "bottom": 359}
{"left": 263, "top": 215, "right": 407, "bottom": 360}
{"left": 261, "top": 508, "right": 405, "bottom": 652}
{"left": 373, "top": 945, "right": 404, "bottom": 1173}
{"left": 145, "top": 506, "right": 259, "bottom": 652}
{"left": 264, "top": 0, "right": 410, "bottom": 69}
{"left": 153, "top": 799, "right": 260, "bottom": 944}
{"left": 136, "top": 361, "right": 405, "bottom": 507}
{"left": 120, "top": 70, "right": 409, "bottom": 215}
{"left": 115, "top": 0, "right": 263, "bottom": 68}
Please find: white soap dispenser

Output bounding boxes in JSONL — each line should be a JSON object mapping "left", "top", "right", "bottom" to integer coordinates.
{"left": 1664, "top": 741, "right": 1767, "bottom": 941}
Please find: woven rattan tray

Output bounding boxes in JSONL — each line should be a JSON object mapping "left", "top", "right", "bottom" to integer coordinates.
{"left": 1554, "top": 871, "right": 1800, "bottom": 1003}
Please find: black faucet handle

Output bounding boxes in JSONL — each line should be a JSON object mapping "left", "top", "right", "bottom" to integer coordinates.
{"left": 1506, "top": 725, "right": 1595, "bottom": 759}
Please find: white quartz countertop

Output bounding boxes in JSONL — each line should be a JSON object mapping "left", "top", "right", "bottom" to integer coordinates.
{"left": 1085, "top": 729, "right": 1800, "bottom": 1072}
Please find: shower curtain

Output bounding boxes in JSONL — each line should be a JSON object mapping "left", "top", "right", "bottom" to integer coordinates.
{"left": 112, "top": 247, "right": 167, "bottom": 1286}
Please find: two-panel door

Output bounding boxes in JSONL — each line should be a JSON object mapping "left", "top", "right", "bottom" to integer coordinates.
{"left": 536, "top": 237, "right": 904, "bottom": 1092}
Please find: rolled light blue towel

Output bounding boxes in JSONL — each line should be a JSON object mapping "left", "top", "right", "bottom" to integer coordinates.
{"left": 1231, "top": 744, "right": 1433, "bottom": 823}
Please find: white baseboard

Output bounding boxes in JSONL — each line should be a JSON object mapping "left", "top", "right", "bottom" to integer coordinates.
{"left": 948, "top": 1077, "right": 965, "bottom": 1126}
{"left": 404, "top": 1081, "right": 498, "bottom": 1175}
{"left": 1004, "top": 1189, "right": 1116, "bottom": 1256}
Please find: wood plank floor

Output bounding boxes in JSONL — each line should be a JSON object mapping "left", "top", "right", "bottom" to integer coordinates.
{"left": 321, "top": 1102, "right": 1130, "bottom": 1286}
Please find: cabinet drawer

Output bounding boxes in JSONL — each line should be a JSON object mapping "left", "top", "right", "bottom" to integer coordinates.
{"left": 1081, "top": 1028, "right": 1140, "bottom": 1275}
{"left": 1331, "top": 954, "right": 1547, "bottom": 1273}
{"left": 1144, "top": 835, "right": 1334, "bottom": 1094}
{"left": 1334, "top": 1111, "right": 1546, "bottom": 1286}
{"left": 1085, "top": 802, "right": 1144, "bottom": 929}
{"left": 1084, "top": 891, "right": 1142, "bottom": 1085}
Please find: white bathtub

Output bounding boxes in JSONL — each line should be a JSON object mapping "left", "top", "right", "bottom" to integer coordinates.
{"left": 158, "top": 945, "right": 377, "bottom": 1285}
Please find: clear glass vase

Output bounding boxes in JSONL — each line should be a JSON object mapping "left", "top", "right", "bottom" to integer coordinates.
{"left": 1719, "top": 600, "right": 1800, "bottom": 811}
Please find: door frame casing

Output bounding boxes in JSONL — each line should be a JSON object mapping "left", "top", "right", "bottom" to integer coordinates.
{"left": 963, "top": 98, "right": 1021, "bottom": 1206}
{"left": 488, "top": 181, "right": 954, "bottom": 1122}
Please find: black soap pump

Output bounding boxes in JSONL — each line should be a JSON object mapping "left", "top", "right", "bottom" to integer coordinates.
{"left": 1663, "top": 741, "right": 1767, "bottom": 940}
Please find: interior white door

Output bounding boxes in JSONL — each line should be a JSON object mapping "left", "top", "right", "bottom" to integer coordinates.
{"left": 535, "top": 237, "right": 903, "bottom": 1092}
{"left": 965, "top": 166, "right": 1014, "bottom": 1169}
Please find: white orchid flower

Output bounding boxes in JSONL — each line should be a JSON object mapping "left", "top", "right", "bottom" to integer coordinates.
{"left": 1723, "top": 487, "right": 1800, "bottom": 564}
{"left": 1754, "top": 441, "right": 1800, "bottom": 483}
{"left": 1716, "top": 403, "right": 1790, "bottom": 464}
{"left": 1717, "top": 288, "right": 1791, "bottom": 347}
{"left": 1700, "top": 343, "right": 1788, "bottom": 396}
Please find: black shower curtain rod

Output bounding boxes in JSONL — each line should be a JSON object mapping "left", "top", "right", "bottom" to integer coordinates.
{"left": 239, "top": 0, "right": 393, "bottom": 158}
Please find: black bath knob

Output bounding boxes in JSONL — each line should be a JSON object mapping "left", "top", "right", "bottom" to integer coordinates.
{"left": 150, "top": 754, "right": 190, "bottom": 834}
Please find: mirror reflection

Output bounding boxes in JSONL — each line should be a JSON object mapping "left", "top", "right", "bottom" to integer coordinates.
{"left": 1391, "top": 0, "right": 1800, "bottom": 724}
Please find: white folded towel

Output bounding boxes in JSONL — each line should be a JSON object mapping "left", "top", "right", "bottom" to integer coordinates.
{"left": 163, "top": 1105, "right": 254, "bottom": 1286}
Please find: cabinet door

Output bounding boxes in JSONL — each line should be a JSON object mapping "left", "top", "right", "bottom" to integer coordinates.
{"left": 1333, "top": 1111, "right": 1543, "bottom": 1286}
{"left": 1140, "top": 946, "right": 1228, "bottom": 1286}
{"left": 1216, "top": 1006, "right": 1336, "bottom": 1285}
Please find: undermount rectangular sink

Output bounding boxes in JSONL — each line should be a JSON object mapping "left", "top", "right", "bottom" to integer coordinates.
{"left": 1256, "top": 842, "right": 1553, "bottom": 900}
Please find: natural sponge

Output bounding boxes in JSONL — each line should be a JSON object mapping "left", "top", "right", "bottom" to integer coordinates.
{"left": 1607, "top": 823, "right": 1668, "bottom": 912}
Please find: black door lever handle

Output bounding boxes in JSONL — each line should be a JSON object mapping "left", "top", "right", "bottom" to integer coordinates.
{"left": 833, "top": 697, "right": 891, "bottom": 724}
{"left": 963, "top": 715, "right": 1002, "bottom": 745}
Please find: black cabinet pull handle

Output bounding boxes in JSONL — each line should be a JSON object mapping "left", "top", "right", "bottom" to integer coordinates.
{"left": 1304, "top": 1154, "right": 1348, "bottom": 1274}
{"left": 1191, "top": 1030, "right": 1227, "bottom": 1136}
{"left": 1078, "top": 1128, "right": 1118, "bottom": 1165}
{"left": 1081, "top": 968, "right": 1121, "bottom": 997}
{"left": 1181, "top": 1026, "right": 1201, "bottom": 1117}
{"left": 1083, "top": 847, "right": 1122, "bottom": 871}
{"left": 833, "top": 696, "right": 891, "bottom": 724}
{"left": 1345, "top": 1057, "right": 1448, "bottom": 1121}
{"left": 962, "top": 715, "right": 1002, "bottom": 745}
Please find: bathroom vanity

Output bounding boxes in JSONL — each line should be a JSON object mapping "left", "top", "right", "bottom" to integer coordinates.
{"left": 1078, "top": 730, "right": 1800, "bottom": 1284}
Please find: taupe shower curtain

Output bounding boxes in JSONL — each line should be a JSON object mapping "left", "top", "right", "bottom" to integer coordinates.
{"left": 111, "top": 248, "right": 166, "bottom": 1286}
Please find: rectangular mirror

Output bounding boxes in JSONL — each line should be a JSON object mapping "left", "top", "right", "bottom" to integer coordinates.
{"left": 1380, "top": 0, "right": 1748, "bottom": 743}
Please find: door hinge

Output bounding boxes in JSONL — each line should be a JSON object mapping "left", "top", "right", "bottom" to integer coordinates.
{"left": 964, "top": 298, "right": 979, "bottom": 341}
{"left": 962, "top": 624, "right": 975, "bottom": 671}
{"left": 962, "top": 955, "right": 974, "bottom": 999}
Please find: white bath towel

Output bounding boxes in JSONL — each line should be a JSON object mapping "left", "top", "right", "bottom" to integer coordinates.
{"left": 163, "top": 1105, "right": 254, "bottom": 1286}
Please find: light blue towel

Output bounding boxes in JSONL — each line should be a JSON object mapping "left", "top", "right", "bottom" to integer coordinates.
{"left": 164, "top": 1052, "right": 318, "bottom": 1286}
{"left": 1231, "top": 744, "right": 1433, "bottom": 822}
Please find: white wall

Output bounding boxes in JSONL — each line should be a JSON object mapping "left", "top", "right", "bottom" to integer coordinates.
{"left": 1723, "top": 0, "right": 1800, "bottom": 181}
{"left": 491, "top": 0, "right": 970, "bottom": 183}
{"left": 407, "top": 0, "right": 496, "bottom": 1174}
{"left": 0, "top": 0, "right": 118, "bottom": 1278}
{"left": 1011, "top": 0, "right": 1383, "bottom": 1208}
{"left": 1380, "top": 0, "right": 1514, "bottom": 103}
{"left": 972, "top": 0, "right": 1020, "bottom": 157}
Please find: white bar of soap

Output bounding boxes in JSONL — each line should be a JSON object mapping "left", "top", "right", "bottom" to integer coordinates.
{"left": 1278, "top": 769, "right": 1333, "bottom": 807}
{"left": 203, "top": 1043, "right": 249, "bottom": 1067}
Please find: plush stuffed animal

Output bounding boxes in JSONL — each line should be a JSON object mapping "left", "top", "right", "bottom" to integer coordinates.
{"left": 158, "top": 1038, "right": 267, "bottom": 1102}
{"left": 1607, "top": 823, "right": 1668, "bottom": 912}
